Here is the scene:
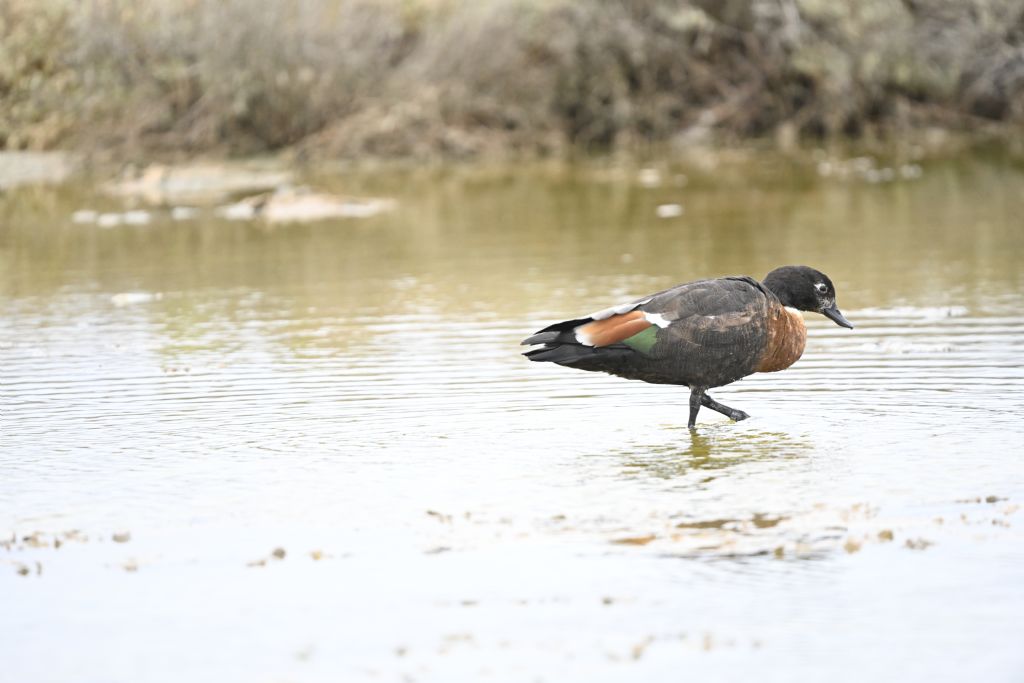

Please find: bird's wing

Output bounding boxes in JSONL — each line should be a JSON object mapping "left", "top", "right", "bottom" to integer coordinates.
{"left": 523, "top": 276, "right": 769, "bottom": 357}
{"left": 638, "top": 276, "right": 771, "bottom": 354}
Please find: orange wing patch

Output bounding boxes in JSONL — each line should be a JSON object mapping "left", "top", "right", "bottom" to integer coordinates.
{"left": 576, "top": 310, "right": 652, "bottom": 347}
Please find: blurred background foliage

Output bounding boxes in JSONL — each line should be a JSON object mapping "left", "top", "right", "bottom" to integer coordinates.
{"left": 2, "top": 0, "right": 1023, "bottom": 159}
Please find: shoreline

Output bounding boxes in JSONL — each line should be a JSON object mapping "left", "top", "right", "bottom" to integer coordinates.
{"left": 2, "top": 132, "right": 1019, "bottom": 196}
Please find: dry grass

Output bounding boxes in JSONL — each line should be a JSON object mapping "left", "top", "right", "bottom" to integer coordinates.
{"left": 2, "top": 0, "right": 1023, "bottom": 159}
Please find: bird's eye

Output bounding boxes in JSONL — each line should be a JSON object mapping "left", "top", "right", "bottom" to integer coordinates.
{"left": 815, "top": 283, "right": 828, "bottom": 294}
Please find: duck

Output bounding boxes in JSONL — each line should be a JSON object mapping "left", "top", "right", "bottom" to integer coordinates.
{"left": 521, "top": 265, "right": 854, "bottom": 428}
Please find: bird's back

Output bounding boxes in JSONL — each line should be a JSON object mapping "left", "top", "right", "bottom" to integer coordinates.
{"left": 525, "top": 276, "right": 777, "bottom": 388}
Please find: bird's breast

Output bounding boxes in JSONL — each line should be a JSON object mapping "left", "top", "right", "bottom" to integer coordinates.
{"left": 755, "top": 306, "right": 807, "bottom": 373}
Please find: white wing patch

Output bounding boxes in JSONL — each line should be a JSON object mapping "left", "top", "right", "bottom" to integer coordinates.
{"left": 575, "top": 328, "right": 595, "bottom": 346}
{"left": 588, "top": 297, "right": 652, "bottom": 321}
{"left": 644, "top": 312, "right": 672, "bottom": 328}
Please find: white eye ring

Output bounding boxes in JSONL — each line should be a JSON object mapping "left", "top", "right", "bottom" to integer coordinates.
{"left": 815, "top": 283, "right": 828, "bottom": 294}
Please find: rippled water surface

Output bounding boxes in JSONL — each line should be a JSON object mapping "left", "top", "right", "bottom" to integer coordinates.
{"left": 3, "top": 153, "right": 1024, "bottom": 682}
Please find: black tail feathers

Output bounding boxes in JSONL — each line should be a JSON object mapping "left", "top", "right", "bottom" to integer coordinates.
{"left": 523, "top": 316, "right": 634, "bottom": 366}
{"left": 520, "top": 317, "right": 592, "bottom": 347}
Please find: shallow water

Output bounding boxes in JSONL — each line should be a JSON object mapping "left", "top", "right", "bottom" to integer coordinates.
{"left": 2, "top": 152, "right": 1024, "bottom": 682}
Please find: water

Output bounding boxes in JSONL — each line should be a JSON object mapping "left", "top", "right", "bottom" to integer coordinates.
{"left": 2, "top": 153, "right": 1024, "bottom": 682}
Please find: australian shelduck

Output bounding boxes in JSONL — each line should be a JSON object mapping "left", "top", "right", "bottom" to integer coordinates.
{"left": 522, "top": 265, "right": 854, "bottom": 428}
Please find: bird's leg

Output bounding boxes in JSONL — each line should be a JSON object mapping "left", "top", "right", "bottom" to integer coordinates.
{"left": 688, "top": 386, "right": 705, "bottom": 429}
{"left": 701, "top": 393, "right": 750, "bottom": 422}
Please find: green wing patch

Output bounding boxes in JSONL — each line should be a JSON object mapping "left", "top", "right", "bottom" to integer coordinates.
{"left": 622, "top": 326, "right": 659, "bottom": 355}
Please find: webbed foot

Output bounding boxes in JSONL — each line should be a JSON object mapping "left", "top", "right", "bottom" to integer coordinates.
{"left": 701, "top": 394, "right": 750, "bottom": 423}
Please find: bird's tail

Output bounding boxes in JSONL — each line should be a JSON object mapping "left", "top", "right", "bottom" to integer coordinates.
{"left": 521, "top": 317, "right": 631, "bottom": 367}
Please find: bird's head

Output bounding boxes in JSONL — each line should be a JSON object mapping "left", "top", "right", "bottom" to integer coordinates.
{"left": 763, "top": 265, "right": 854, "bottom": 329}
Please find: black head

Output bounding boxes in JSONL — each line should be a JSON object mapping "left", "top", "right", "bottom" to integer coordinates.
{"left": 762, "top": 265, "right": 854, "bottom": 329}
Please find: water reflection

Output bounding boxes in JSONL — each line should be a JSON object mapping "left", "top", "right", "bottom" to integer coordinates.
{"left": 618, "top": 426, "right": 812, "bottom": 481}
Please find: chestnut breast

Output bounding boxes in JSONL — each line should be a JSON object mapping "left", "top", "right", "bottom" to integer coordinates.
{"left": 756, "top": 304, "right": 807, "bottom": 373}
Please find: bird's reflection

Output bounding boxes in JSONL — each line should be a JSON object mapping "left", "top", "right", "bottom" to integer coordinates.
{"left": 615, "top": 422, "right": 812, "bottom": 481}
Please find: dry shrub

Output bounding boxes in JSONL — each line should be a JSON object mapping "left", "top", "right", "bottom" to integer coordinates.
{"left": 2, "top": 0, "right": 1024, "bottom": 157}
{"left": 64, "top": 0, "right": 415, "bottom": 153}
{"left": 0, "top": 0, "right": 79, "bottom": 149}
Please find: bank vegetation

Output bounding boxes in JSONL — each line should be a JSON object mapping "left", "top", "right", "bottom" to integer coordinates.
{"left": 2, "top": 0, "right": 1023, "bottom": 160}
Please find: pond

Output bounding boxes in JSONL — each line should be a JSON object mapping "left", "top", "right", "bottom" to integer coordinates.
{"left": 2, "top": 151, "right": 1023, "bottom": 681}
